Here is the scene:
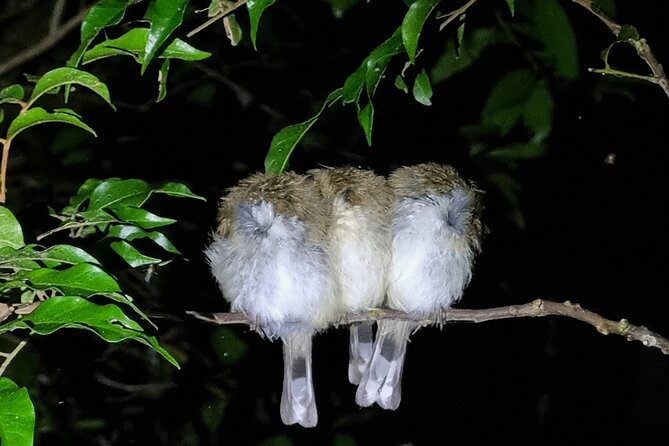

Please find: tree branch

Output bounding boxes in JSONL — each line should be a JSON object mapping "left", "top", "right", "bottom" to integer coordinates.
{"left": 0, "top": 338, "right": 28, "bottom": 377}
{"left": 571, "top": 0, "right": 669, "bottom": 98}
{"left": 0, "top": 6, "right": 89, "bottom": 77}
{"left": 187, "top": 299, "right": 669, "bottom": 355}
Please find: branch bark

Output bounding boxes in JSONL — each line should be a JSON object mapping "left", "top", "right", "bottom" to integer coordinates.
{"left": 0, "top": 6, "right": 89, "bottom": 77}
{"left": 187, "top": 299, "right": 669, "bottom": 355}
{"left": 571, "top": 0, "right": 669, "bottom": 98}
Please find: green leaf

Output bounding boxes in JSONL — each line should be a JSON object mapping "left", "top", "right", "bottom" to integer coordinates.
{"left": 484, "top": 142, "right": 547, "bottom": 161}
{"left": 591, "top": 0, "right": 616, "bottom": 18}
{"left": 110, "top": 240, "right": 162, "bottom": 267}
{"left": 0, "top": 378, "right": 35, "bottom": 446}
{"left": 6, "top": 107, "right": 96, "bottom": 141}
{"left": 395, "top": 75, "right": 408, "bottom": 93}
{"left": 83, "top": 28, "right": 211, "bottom": 65}
{"left": 0, "top": 84, "right": 25, "bottom": 105}
{"left": 149, "top": 182, "right": 205, "bottom": 202}
{"left": 68, "top": 178, "right": 104, "bottom": 209}
{"left": 247, "top": 0, "right": 277, "bottom": 50}
{"left": 506, "top": 0, "right": 515, "bottom": 16}
{"left": 456, "top": 18, "right": 465, "bottom": 57}
{"left": 223, "top": 14, "right": 243, "bottom": 46}
{"left": 481, "top": 69, "right": 537, "bottom": 135}
{"left": 402, "top": 0, "right": 442, "bottom": 63}
{"left": 522, "top": 81, "right": 553, "bottom": 139}
{"left": 158, "top": 59, "right": 170, "bottom": 102}
{"left": 68, "top": 0, "right": 132, "bottom": 68}
{"left": 532, "top": 0, "right": 579, "bottom": 80}
{"left": 617, "top": 24, "right": 639, "bottom": 42}
{"left": 107, "top": 225, "right": 181, "bottom": 254}
{"left": 264, "top": 89, "right": 343, "bottom": 174}
{"left": 430, "top": 27, "right": 498, "bottom": 85}
{"left": 412, "top": 68, "right": 433, "bottom": 106}
{"left": 142, "top": 0, "right": 190, "bottom": 73}
{"left": 40, "top": 245, "right": 101, "bottom": 267}
{"left": 0, "top": 207, "right": 24, "bottom": 249}
{"left": 27, "top": 67, "right": 114, "bottom": 109}
{"left": 357, "top": 101, "right": 374, "bottom": 146}
{"left": 0, "top": 296, "right": 179, "bottom": 368}
{"left": 342, "top": 27, "right": 403, "bottom": 103}
{"left": 111, "top": 207, "right": 177, "bottom": 229}
{"left": 26, "top": 263, "right": 121, "bottom": 295}
{"left": 88, "top": 179, "right": 152, "bottom": 210}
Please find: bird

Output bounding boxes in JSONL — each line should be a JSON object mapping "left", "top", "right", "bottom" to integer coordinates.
{"left": 205, "top": 171, "right": 342, "bottom": 428}
{"left": 355, "top": 163, "right": 483, "bottom": 410}
{"left": 309, "top": 166, "right": 392, "bottom": 385}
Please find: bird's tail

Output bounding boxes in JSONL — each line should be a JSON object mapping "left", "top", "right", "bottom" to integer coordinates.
{"left": 348, "top": 321, "right": 375, "bottom": 384}
{"left": 280, "top": 332, "right": 317, "bottom": 427}
{"left": 355, "top": 319, "right": 416, "bottom": 410}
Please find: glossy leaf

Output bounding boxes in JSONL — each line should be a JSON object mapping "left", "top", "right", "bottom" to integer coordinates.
{"left": 357, "top": 101, "right": 374, "bottom": 146}
{"left": 83, "top": 28, "right": 211, "bottom": 64}
{"left": 0, "top": 296, "right": 178, "bottom": 367}
{"left": 111, "top": 207, "right": 177, "bottom": 229}
{"left": 342, "top": 27, "right": 403, "bottom": 103}
{"left": 27, "top": 68, "right": 114, "bottom": 109}
{"left": 617, "top": 24, "right": 639, "bottom": 42}
{"left": 532, "top": 0, "right": 578, "bottom": 80}
{"left": 395, "top": 75, "right": 408, "bottom": 93}
{"left": 107, "top": 225, "right": 181, "bottom": 254}
{"left": 68, "top": 0, "right": 132, "bottom": 68}
{"left": 0, "top": 245, "right": 100, "bottom": 269}
{"left": 158, "top": 59, "right": 170, "bottom": 102}
{"left": 247, "top": 0, "right": 277, "bottom": 50}
{"left": 26, "top": 263, "right": 121, "bottom": 295}
{"left": 40, "top": 245, "right": 101, "bottom": 267}
{"left": 0, "top": 84, "right": 25, "bottom": 105}
{"left": 110, "top": 240, "right": 162, "bottom": 267}
{"left": 68, "top": 178, "right": 104, "bottom": 208}
{"left": 223, "top": 14, "right": 243, "bottom": 46}
{"left": 0, "top": 378, "right": 35, "bottom": 446}
{"left": 0, "top": 207, "right": 24, "bottom": 249}
{"left": 412, "top": 68, "right": 433, "bottom": 106}
{"left": 264, "top": 89, "right": 343, "bottom": 174}
{"left": 402, "top": 0, "right": 442, "bottom": 63}
{"left": 149, "top": 182, "right": 205, "bottom": 202}
{"left": 481, "top": 69, "right": 537, "bottom": 136}
{"left": 6, "top": 108, "right": 96, "bottom": 141}
{"left": 142, "top": 0, "right": 190, "bottom": 73}
{"left": 88, "top": 179, "right": 152, "bottom": 210}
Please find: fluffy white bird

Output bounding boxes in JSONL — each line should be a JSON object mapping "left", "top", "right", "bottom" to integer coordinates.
{"left": 309, "top": 167, "right": 392, "bottom": 384}
{"left": 355, "top": 163, "right": 482, "bottom": 410}
{"left": 205, "top": 172, "right": 341, "bottom": 427}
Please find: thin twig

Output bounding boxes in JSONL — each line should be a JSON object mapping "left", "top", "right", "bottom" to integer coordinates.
{"left": 571, "top": 0, "right": 669, "bottom": 98}
{"left": 438, "top": 0, "right": 479, "bottom": 32}
{"left": 0, "top": 6, "right": 89, "bottom": 77}
{"left": 0, "top": 338, "right": 28, "bottom": 377}
{"left": 0, "top": 139, "right": 11, "bottom": 203}
{"left": 187, "top": 299, "right": 669, "bottom": 355}
{"left": 187, "top": 0, "right": 248, "bottom": 38}
{"left": 50, "top": 0, "right": 67, "bottom": 36}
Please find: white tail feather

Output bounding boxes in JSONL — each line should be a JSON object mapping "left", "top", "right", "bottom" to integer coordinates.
{"left": 355, "top": 320, "right": 416, "bottom": 409}
{"left": 348, "top": 321, "right": 375, "bottom": 384}
{"left": 280, "top": 333, "right": 317, "bottom": 427}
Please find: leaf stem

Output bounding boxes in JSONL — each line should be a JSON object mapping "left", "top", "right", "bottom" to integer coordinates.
{"left": 187, "top": 0, "right": 248, "bottom": 38}
{"left": 0, "top": 338, "right": 28, "bottom": 377}
{"left": 0, "top": 138, "right": 11, "bottom": 203}
{"left": 438, "top": 0, "right": 479, "bottom": 31}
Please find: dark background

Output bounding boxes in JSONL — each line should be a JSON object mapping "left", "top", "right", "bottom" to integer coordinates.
{"left": 1, "top": 0, "right": 668, "bottom": 444}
